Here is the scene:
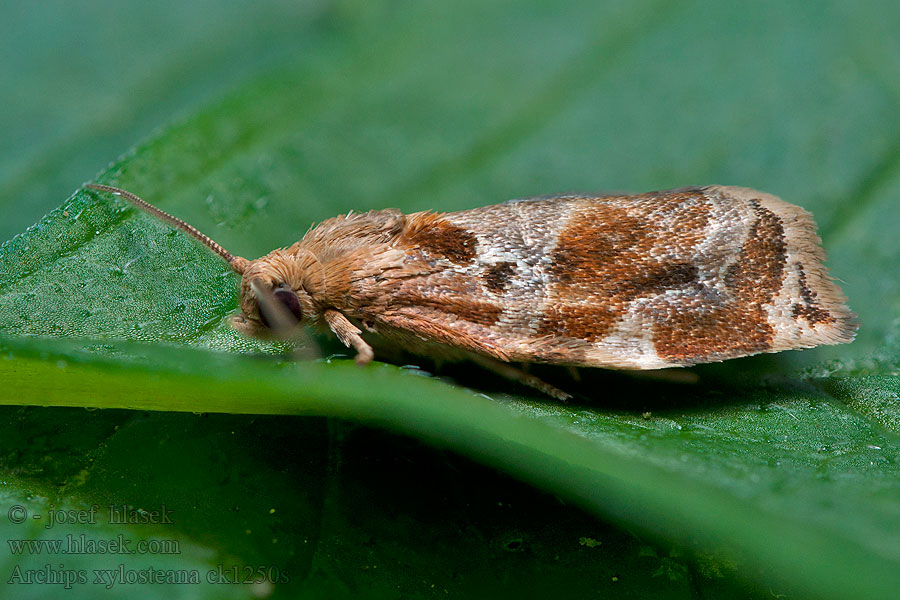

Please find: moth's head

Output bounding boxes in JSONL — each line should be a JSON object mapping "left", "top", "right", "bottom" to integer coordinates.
{"left": 232, "top": 249, "right": 325, "bottom": 340}
{"left": 83, "top": 184, "right": 322, "bottom": 341}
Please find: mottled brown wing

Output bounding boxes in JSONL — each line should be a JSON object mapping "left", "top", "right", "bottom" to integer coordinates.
{"left": 383, "top": 186, "right": 856, "bottom": 369}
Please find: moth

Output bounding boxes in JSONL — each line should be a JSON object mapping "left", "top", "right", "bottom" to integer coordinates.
{"left": 85, "top": 183, "right": 856, "bottom": 399}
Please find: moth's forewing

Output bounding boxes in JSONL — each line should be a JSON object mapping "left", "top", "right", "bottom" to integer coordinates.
{"left": 384, "top": 186, "right": 855, "bottom": 369}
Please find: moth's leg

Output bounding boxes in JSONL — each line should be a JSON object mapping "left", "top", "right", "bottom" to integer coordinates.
{"left": 467, "top": 354, "right": 571, "bottom": 402}
{"left": 324, "top": 309, "right": 374, "bottom": 365}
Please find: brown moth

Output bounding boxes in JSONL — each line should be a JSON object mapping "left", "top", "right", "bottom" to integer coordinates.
{"left": 85, "top": 184, "right": 856, "bottom": 399}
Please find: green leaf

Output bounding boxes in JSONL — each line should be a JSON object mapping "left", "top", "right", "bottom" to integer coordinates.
{"left": 3, "top": 1, "right": 900, "bottom": 599}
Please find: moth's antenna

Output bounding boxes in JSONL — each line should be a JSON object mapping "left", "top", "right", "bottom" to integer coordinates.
{"left": 84, "top": 183, "right": 249, "bottom": 274}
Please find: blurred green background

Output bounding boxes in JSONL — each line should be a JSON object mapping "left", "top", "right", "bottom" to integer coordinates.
{"left": 2, "top": 1, "right": 900, "bottom": 599}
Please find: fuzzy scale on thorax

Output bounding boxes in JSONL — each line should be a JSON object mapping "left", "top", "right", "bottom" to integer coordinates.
{"left": 249, "top": 186, "right": 855, "bottom": 369}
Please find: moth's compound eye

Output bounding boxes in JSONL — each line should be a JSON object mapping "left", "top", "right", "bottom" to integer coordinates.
{"left": 273, "top": 289, "right": 304, "bottom": 322}
{"left": 258, "top": 286, "right": 303, "bottom": 329}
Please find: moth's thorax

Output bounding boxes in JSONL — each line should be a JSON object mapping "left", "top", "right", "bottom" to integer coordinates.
{"left": 280, "top": 210, "right": 419, "bottom": 312}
